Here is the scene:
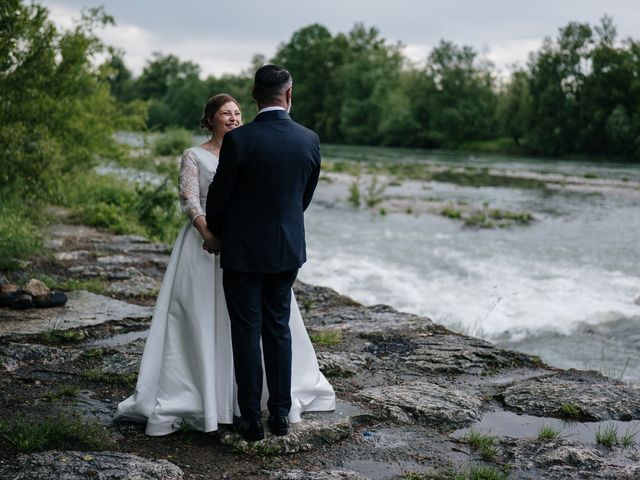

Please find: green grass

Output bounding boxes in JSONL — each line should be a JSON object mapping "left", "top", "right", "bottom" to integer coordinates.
{"left": 39, "top": 329, "right": 85, "bottom": 343}
{"left": 83, "top": 347, "right": 106, "bottom": 359}
{"left": 299, "top": 296, "right": 316, "bottom": 314}
{"left": 0, "top": 198, "right": 44, "bottom": 271}
{"left": 309, "top": 329, "right": 343, "bottom": 346}
{"left": 557, "top": 403, "right": 586, "bottom": 420}
{"left": 596, "top": 423, "right": 638, "bottom": 448}
{"left": 61, "top": 170, "right": 183, "bottom": 244}
{"left": 0, "top": 415, "right": 113, "bottom": 453}
{"left": 348, "top": 179, "right": 361, "bottom": 207}
{"left": 620, "top": 425, "right": 639, "bottom": 447}
{"left": 44, "top": 385, "right": 81, "bottom": 402}
{"left": 466, "top": 429, "right": 499, "bottom": 461}
{"left": 81, "top": 368, "right": 137, "bottom": 387}
{"left": 441, "top": 206, "right": 463, "bottom": 219}
{"left": 37, "top": 275, "right": 109, "bottom": 295}
{"left": 402, "top": 465, "right": 509, "bottom": 480}
{"left": 537, "top": 424, "right": 561, "bottom": 440}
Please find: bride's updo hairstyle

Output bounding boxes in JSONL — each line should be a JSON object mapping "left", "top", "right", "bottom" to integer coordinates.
{"left": 200, "top": 93, "right": 241, "bottom": 134}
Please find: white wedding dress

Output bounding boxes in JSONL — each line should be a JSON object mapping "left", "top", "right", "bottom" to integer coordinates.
{"left": 115, "top": 147, "right": 335, "bottom": 436}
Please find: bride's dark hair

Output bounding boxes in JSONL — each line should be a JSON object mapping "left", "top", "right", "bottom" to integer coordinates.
{"left": 200, "top": 93, "right": 241, "bottom": 133}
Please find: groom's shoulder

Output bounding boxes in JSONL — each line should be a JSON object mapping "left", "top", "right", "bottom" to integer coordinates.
{"left": 290, "top": 120, "right": 320, "bottom": 144}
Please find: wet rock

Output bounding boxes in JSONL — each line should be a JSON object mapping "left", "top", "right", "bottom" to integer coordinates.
{"left": 0, "top": 291, "right": 152, "bottom": 337}
{"left": 0, "top": 451, "right": 184, "bottom": 479}
{"left": 357, "top": 381, "right": 482, "bottom": 430}
{"left": 219, "top": 400, "right": 369, "bottom": 454}
{"left": 54, "top": 250, "right": 90, "bottom": 261}
{"left": 44, "top": 238, "right": 65, "bottom": 249}
{"left": 0, "top": 342, "right": 82, "bottom": 372}
{"left": 273, "top": 470, "right": 370, "bottom": 480}
{"left": 35, "top": 390, "right": 116, "bottom": 427}
{"left": 404, "top": 332, "right": 534, "bottom": 374}
{"left": 499, "top": 437, "right": 640, "bottom": 479}
{"left": 97, "top": 338, "right": 145, "bottom": 376}
{"left": 23, "top": 279, "right": 50, "bottom": 297}
{"left": 97, "top": 254, "right": 143, "bottom": 265}
{"left": 501, "top": 370, "right": 640, "bottom": 420}
{"left": 537, "top": 443, "right": 604, "bottom": 468}
{"left": 107, "top": 275, "right": 160, "bottom": 297}
{"left": 316, "top": 351, "right": 373, "bottom": 377}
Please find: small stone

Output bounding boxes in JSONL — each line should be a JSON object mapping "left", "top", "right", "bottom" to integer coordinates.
{"left": 0, "top": 283, "right": 20, "bottom": 307}
{"left": 23, "top": 279, "right": 50, "bottom": 297}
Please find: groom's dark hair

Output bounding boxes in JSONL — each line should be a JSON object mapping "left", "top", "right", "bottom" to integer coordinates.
{"left": 253, "top": 64, "right": 292, "bottom": 105}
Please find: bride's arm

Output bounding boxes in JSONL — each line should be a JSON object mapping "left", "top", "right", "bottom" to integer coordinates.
{"left": 179, "top": 150, "right": 217, "bottom": 243}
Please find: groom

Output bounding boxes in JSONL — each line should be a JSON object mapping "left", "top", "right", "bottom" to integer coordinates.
{"left": 205, "top": 65, "right": 321, "bottom": 442}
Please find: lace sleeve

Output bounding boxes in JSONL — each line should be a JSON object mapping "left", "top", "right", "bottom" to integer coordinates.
{"left": 178, "top": 149, "right": 205, "bottom": 223}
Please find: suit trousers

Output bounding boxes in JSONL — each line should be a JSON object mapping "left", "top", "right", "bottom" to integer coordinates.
{"left": 222, "top": 268, "right": 297, "bottom": 421}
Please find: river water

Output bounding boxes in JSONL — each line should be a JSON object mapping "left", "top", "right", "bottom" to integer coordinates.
{"left": 112, "top": 134, "right": 640, "bottom": 381}
{"left": 298, "top": 146, "right": 640, "bottom": 380}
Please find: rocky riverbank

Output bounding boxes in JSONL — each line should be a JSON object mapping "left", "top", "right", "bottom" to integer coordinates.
{"left": 0, "top": 220, "right": 639, "bottom": 479}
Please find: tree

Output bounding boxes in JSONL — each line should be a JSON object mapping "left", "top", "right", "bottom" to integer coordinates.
{"left": 497, "top": 70, "right": 532, "bottom": 146}
{"left": 0, "top": 1, "right": 145, "bottom": 201}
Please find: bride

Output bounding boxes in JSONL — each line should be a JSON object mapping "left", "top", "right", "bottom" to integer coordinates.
{"left": 115, "top": 94, "right": 335, "bottom": 436}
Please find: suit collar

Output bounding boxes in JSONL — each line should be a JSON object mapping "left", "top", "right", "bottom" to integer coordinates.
{"left": 253, "top": 110, "right": 291, "bottom": 122}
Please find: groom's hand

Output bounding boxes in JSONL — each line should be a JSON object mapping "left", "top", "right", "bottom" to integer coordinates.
{"left": 202, "top": 234, "right": 221, "bottom": 255}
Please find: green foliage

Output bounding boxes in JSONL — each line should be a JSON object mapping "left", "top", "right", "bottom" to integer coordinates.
{"left": 0, "top": 415, "right": 113, "bottom": 452}
{"left": 364, "top": 176, "right": 386, "bottom": 207}
{"left": 39, "top": 276, "right": 109, "bottom": 295}
{"left": 595, "top": 423, "right": 638, "bottom": 448}
{"left": 82, "top": 368, "right": 137, "bottom": 386}
{"left": 309, "top": 329, "right": 343, "bottom": 346}
{"left": 0, "top": 198, "right": 43, "bottom": 271}
{"left": 537, "top": 424, "right": 562, "bottom": 440}
{"left": 348, "top": 179, "right": 361, "bottom": 207}
{"left": 557, "top": 402, "right": 586, "bottom": 420}
{"left": 61, "top": 171, "right": 183, "bottom": 244}
{"left": 44, "top": 386, "right": 81, "bottom": 402}
{"left": 0, "top": 1, "right": 146, "bottom": 203}
{"left": 153, "top": 128, "right": 194, "bottom": 156}
{"left": 466, "top": 429, "right": 499, "bottom": 461}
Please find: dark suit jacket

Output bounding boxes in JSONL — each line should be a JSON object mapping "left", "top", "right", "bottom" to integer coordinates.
{"left": 205, "top": 109, "right": 321, "bottom": 273}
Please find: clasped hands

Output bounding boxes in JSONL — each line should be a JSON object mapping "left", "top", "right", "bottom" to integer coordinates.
{"left": 202, "top": 233, "right": 221, "bottom": 255}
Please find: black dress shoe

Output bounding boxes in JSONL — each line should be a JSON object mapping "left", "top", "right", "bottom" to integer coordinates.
{"left": 268, "top": 415, "right": 289, "bottom": 436}
{"left": 233, "top": 416, "right": 264, "bottom": 442}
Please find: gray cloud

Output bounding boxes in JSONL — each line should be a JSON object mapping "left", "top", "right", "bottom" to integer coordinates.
{"left": 42, "top": 0, "right": 640, "bottom": 76}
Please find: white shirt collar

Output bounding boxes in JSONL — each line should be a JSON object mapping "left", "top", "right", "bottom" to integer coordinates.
{"left": 257, "top": 106, "right": 286, "bottom": 115}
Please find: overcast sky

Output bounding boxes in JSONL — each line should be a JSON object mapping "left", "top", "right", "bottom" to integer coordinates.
{"left": 41, "top": 0, "right": 640, "bottom": 77}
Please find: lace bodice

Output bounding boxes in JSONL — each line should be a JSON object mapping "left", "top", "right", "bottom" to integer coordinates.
{"left": 178, "top": 147, "right": 219, "bottom": 223}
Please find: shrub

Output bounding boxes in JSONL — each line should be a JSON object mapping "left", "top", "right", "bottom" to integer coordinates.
{"left": 153, "top": 128, "right": 194, "bottom": 156}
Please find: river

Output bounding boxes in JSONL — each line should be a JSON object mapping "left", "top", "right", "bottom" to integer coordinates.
{"left": 112, "top": 134, "right": 640, "bottom": 381}
{"left": 299, "top": 145, "right": 640, "bottom": 380}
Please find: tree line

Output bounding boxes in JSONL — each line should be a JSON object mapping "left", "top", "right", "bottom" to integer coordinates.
{"left": 106, "top": 18, "right": 640, "bottom": 160}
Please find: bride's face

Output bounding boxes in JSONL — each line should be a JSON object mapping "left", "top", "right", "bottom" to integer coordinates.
{"left": 213, "top": 101, "right": 242, "bottom": 135}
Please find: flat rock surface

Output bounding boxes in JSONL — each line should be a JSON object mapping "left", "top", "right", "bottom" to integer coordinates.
{"left": 0, "top": 291, "right": 152, "bottom": 337}
{"left": 0, "top": 450, "right": 184, "bottom": 479}
{"left": 498, "top": 437, "right": 640, "bottom": 479}
{"left": 357, "top": 381, "right": 483, "bottom": 430}
{"left": 273, "top": 470, "right": 370, "bottom": 480}
{"left": 219, "top": 400, "right": 370, "bottom": 454}
{"left": 501, "top": 370, "right": 640, "bottom": 420}
{"left": 0, "top": 342, "right": 82, "bottom": 372}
